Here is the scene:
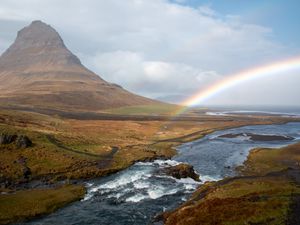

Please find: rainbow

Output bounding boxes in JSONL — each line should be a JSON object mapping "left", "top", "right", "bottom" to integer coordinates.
{"left": 182, "top": 57, "right": 300, "bottom": 107}
{"left": 170, "top": 57, "right": 300, "bottom": 117}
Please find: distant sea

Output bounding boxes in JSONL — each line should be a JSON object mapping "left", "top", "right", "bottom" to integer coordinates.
{"left": 204, "top": 105, "right": 300, "bottom": 117}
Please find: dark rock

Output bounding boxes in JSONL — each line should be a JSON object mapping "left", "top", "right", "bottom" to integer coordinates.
{"left": 15, "top": 135, "right": 32, "bottom": 148}
{"left": 3, "top": 179, "right": 12, "bottom": 188}
{"left": 23, "top": 166, "right": 31, "bottom": 179}
{"left": 0, "top": 133, "right": 17, "bottom": 144}
{"left": 17, "top": 156, "right": 27, "bottom": 165}
{"left": 162, "top": 163, "right": 200, "bottom": 181}
{"left": 151, "top": 212, "right": 166, "bottom": 225}
{"left": 0, "top": 134, "right": 33, "bottom": 148}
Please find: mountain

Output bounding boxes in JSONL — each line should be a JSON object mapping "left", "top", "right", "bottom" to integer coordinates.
{"left": 0, "top": 20, "right": 158, "bottom": 111}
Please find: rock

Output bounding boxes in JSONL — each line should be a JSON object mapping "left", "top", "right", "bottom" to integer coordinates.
{"left": 162, "top": 163, "right": 200, "bottom": 181}
{"left": 16, "top": 135, "right": 32, "bottom": 148}
{"left": 0, "top": 134, "right": 32, "bottom": 148}
{"left": 23, "top": 166, "right": 31, "bottom": 179}
{"left": 0, "top": 133, "right": 17, "bottom": 144}
{"left": 17, "top": 156, "right": 27, "bottom": 165}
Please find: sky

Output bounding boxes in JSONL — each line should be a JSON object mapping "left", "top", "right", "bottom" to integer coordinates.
{"left": 0, "top": 0, "right": 300, "bottom": 106}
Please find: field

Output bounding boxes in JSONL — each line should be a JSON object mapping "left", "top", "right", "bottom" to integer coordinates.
{"left": 103, "top": 104, "right": 185, "bottom": 115}
{"left": 0, "top": 107, "right": 299, "bottom": 224}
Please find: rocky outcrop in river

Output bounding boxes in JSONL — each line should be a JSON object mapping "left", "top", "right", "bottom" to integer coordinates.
{"left": 161, "top": 163, "right": 200, "bottom": 181}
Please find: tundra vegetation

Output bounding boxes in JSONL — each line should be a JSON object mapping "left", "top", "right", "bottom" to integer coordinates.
{"left": 0, "top": 107, "right": 299, "bottom": 224}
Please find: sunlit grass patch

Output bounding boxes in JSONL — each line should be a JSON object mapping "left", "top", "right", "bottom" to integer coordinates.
{"left": 103, "top": 104, "right": 185, "bottom": 115}
{"left": 0, "top": 185, "right": 85, "bottom": 224}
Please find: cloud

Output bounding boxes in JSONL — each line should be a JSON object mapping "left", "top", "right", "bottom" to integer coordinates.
{"left": 88, "top": 50, "right": 220, "bottom": 98}
{"left": 0, "top": 0, "right": 298, "bottom": 105}
{"left": 207, "top": 71, "right": 300, "bottom": 106}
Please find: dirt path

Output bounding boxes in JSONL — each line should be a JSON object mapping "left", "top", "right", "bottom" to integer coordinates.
{"left": 46, "top": 135, "right": 102, "bottom": 158}
{"left": 46, "top": 135, "right": 119, "bottom": 168}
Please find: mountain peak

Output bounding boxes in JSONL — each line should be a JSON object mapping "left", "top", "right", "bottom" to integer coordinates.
{"left": 0, "top": 20, "right": 81, "bottom": 69}
{"left": 14, "top": 20, "right": 65, "bottom": 50}
{"left": 31, "top": 20, "right": 46, "bottom": 25}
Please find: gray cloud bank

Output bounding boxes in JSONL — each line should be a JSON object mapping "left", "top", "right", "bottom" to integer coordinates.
{"left": 0, "top": 0, "right": 299, "bottom": 106}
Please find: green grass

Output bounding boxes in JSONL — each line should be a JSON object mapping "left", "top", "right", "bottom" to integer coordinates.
{"left": 0, "top": 125, "right": 98, "bottom": 182}
{"left": 240, "top": 142, "right": 300, "bottom": 176}
{"left": 104, "top": 104, "right": 185, "bottom": 115}
{"left": 0, "top": 185, "right": 85, "bottom": 225}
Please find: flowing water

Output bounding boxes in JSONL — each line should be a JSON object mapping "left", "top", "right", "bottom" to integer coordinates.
{"left": 22, "top": 122, "right": 300, "bottom": 225}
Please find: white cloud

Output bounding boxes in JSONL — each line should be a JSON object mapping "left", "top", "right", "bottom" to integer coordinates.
{"left": 207, "top": 71, "right": 300, "bottom": 106}
{"left": 87, "top": 50, "right": 218, "bottom": 98}
{"left": 144, "top": 62, "right": 172, "bottom": 81}
{"left": 0, "top": 0, "right": 299, "bottom": 105}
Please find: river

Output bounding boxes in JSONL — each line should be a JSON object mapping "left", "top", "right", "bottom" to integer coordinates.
{"left": 22, "top": 122, "right": 300, "bottom": 225}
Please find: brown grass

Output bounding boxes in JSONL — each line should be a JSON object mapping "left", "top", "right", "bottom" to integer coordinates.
{"left": 164, "top": 176, "right": 300, "bottom": 225}
{"left": 0, "top": 185, "right": 85, "bottom": 225}
{"left": 240, "top": 142, "right": 300, "bottom": 176}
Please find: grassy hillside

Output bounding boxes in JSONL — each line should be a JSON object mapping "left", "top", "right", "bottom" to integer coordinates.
{"left": 103, "top": 104, "right": 187, "bottom": 115}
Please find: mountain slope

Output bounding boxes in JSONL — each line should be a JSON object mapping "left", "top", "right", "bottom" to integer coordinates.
{"left": 0, "top": 20, "right": 158, "bottom": 111}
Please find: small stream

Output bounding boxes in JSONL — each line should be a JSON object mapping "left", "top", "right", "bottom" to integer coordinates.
{"left": 22, "top": 122, "right": 300, "bottom": 225}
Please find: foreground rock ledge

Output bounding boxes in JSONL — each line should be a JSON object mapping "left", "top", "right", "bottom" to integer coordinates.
{"left": 0, "top": 133, "right": 32, "bottom": 148}
{"left": 162, "top": 163, "right": 200, "bottom": 182}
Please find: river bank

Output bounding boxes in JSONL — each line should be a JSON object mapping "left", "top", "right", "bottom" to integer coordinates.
{"left": 161, "top": 127, "right": 300, "bottom": 225}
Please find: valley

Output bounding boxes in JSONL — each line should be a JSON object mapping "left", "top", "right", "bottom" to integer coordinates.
{"left": 0, "top": 107, "right": 299, "bottom": 224}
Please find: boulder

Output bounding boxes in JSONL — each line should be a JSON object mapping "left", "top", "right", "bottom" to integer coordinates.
{"left": 17, "top": 156, "right": 27, "bottom": 165}
{"left": 16, "top": 135, "right": 32, "bottom": 148}
{"left": 0, "top": 133, "right": 17, "bottom": 144}
{"left": 23, "top": 166, "right": 32, "bottom": 179}
{"left": 162, "top": 163, "right": 200, "bottom": 181}
{"left": 0, "top": 134, "right": 32, "bottom": 148}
